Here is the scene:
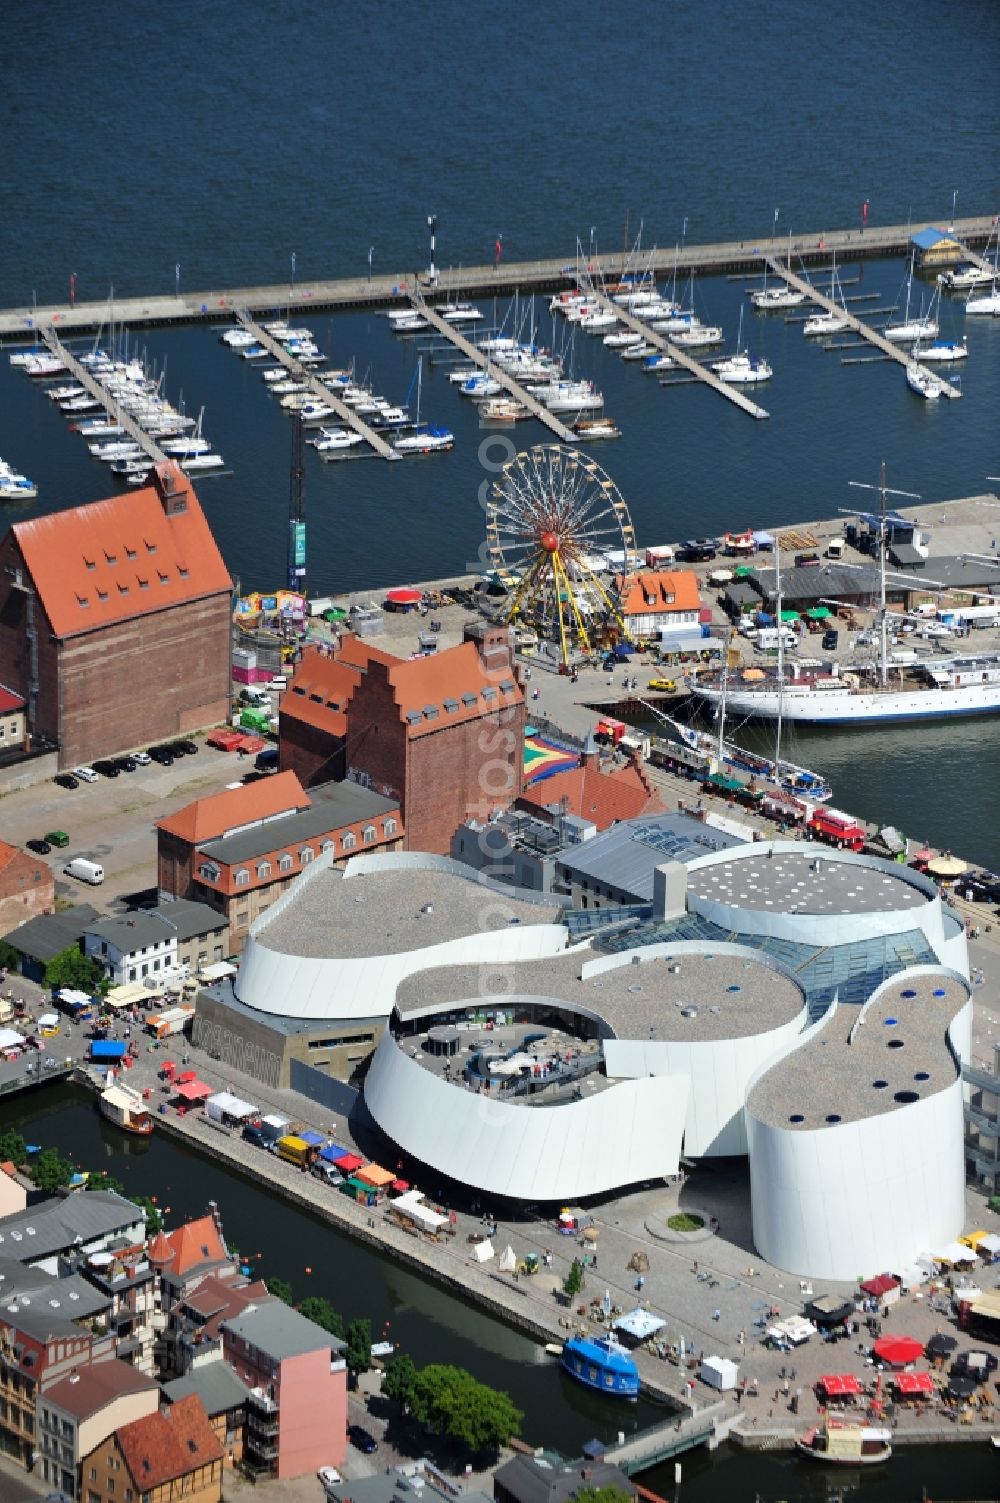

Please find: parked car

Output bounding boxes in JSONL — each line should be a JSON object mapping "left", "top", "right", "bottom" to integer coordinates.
{"left": 93, "top": 759, "right": 120, "bottom": 778}
{"left": 53, "top": 773, "right": 79, "bottom": 790}
{"left": 26, "top": 838, "right": 51, "bottom": 856}
{"left": 821, "top": 628, "right": 839, "bottom": 651}
{"left": 173, "top": 739, "right": 199, "bottom": 756}
{"left": 114, "top": 756, "right": 137, "bottom": 773}
{"left": 647, "top": 677, "right": 678, "bottom": 693}
{"left": 318, "top": 1468, "right": 343, "bottom": 1490}
{"left": 44, "top": 831, "right": 70, "bottom": 848}
{"left": 74, "top": 767, "right": 99, "bottom": 783}
{"left": 133, "top": 750, "right": 152, "bottom": 766}
{"left": 149, "top": 745, "right": 174, "bottom": 765}
{"left": 347, "top": 1425, "right": 378, "bottom": 1454}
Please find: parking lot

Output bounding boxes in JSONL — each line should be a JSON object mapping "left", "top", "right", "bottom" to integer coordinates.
{"left": 0, "top": 735, "right": 263, "bottom": 911}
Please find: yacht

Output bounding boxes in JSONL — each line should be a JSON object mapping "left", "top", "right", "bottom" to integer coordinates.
{"left": 221, "top": 328, "right": 256, "bottom": 347}
{"left": 528, "top": 380, "right": 604, "bottom": 413}
{"left": 603, "top": 330, "right": 644, "bottom": 349}
{"left": 966, "top": 285, "right": 1000, "bottom": 315}
{"left": 672, "top": 324, "right": 724, "bottom": 348}
{"left": 394, "top": 424, "right": 454, "bottom": 453}
{"left": 459, "top": 375, "right": 502, "bottom": 399}
{"left": 905, "top": 362, "right": 942, "bottom": 400}
{"left": 883, "top": 260, "right": 938, "bottom": 342}
{"left": 99, "top": 1082, "right": 153, "bottom": 1136}
{"left": 480, "top": 398, "right": 530, "bottom": 422}
{"left": 937, "top": 262, "right": 995, "bottom": 291}
{"left": 561, "top": 1335, "right": 638, "bottom": 1399}
{"left": 621, "top": 343, "right": 658, "bottom": 362}
{"left": 713, "top": 351, "right": 773, "bottom": 383}
{"left": 75, "top": 420, "right": 124, "bottom": 438}
{"left": 803, "top": 309, "right": 849, "bottom": 336}
{"left": 573, "top": 416, "right": 621, "bottom": 440}
{"left": 642, "top": 353, "right": 675, "bottom": 372}
{"left": 914, "top": 337, "right": 968, "bottom": 363}
{"left": 181, "top": 453, "right": 225, "bottom": 471}
{"left": 369, "top": 406, "right": 410, "bottom": 429}
{"left": 311, "top": 428, "right": 365, "bottom": 452}
{"left": 0, "top": 463, "right": 38, "bottom": 500}
{"left": 750, "top": 285, "right": 806, "bottom": 309}
{"left": 161, "top": 435, "right": 211, "bottom": 456}
{"left": 435, "top": 302, "right": 484, "bottom": 323}
{"left": 578, "top": 310, "right": 619, "bottom": 332}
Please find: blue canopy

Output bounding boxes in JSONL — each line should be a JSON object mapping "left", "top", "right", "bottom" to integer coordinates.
{"left": 298, "top": 1129, "right": 325, "bottom": 1147}
{"left": 90, "top": 1041, "right": 127, "bottom": 1061}
{"left": 320, "top": 1144, "right": 350, "bottom": 1164}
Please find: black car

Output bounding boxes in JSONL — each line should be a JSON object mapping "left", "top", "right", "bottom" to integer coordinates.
{"left": 821, "top": 628, "right": 839, "bottom": 651}
{"left": 53, "top": 773, "right": 79, "bottom": 790}
{"left": 174, "top": 739, "right": 199, "bottom": 755}
{"left": 26, "top": 838, "right": 51, "bottom": 855}
{"left": 115, "top": 756, "right": 138, "bottom": 773}
{"left": 93, "top": 759, "right": 120, "bottom": 778}
{"left": 347, "top": 1425, "right": 378, "bottom": 1455}
{"left": 149, "top": 745, "right": 175, "bottom": 765}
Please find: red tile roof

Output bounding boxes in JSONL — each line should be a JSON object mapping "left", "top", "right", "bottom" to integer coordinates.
{"left": 182, "top": 1274, "right": 272, "bottom": 1339}
{"left": 280, "top": 647, "right": 361, "bottom": 735}
{"left": 156, "top": 771, "right": 309, "bottom": 845}
{"left": 0, "top": 841, "right": 24, "bottom": 878}
{"left": 616, "top": 570, "right": 701, "bottom": 617}
{"left": 152, "top": 1212, "right": 230, "bottom": 1278}
{"left": 116, "top": 1393, "right": 222, "bottom": 1490}
{"left": 12, "top": 463, "right": 231, "bottom": 640}
{"left": 0, "top": 684, "right": 24, "bottom": 714}
{"left": 520, "top": 752, "right": 664, "bottom": 830}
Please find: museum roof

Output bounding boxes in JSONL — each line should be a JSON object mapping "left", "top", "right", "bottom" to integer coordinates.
{"left": 259, "top": 863, "right": 562, "bottom": 959}
{"left": 687, "top": 849, "right": 928, "bottom": 916}
{"left": 556, "top": 812, "right": 742, "bottom": 900}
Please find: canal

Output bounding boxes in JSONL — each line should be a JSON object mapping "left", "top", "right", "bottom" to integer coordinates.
{"left": 6, "top": 1085, "right": 999, "bottom": 1500}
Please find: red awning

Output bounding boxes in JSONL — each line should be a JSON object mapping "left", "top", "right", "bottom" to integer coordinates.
{"left": 874, "top": 1335, "right": 924, "bottom": 1366}
{"left": 817, "top": 1374, "right": 862, "bottom": 1397}
{"left": 386, "top": 588, "right": 422, "bottom": 605}
{"left": 861, "top": 1274, "right": 899, "bottom": 1297}
{"left": 391, "top": 1179, "right": 410, "bottom": 1193}
{"left": 175, "top": 1070, "right": 197, "bottom": 1084}
{"left": 894, "top": 1371, "right": 935, "bottom": 1396}
{"left": 337, "top": 1153, "right": 364, "bottom": 1175}
{"left": 174, "top": 1080, "right": 211, "bottom": 1102}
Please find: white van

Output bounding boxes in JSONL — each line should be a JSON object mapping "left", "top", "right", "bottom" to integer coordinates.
{"left": 756, "top": 627, "right": 798, "bottom": 653}
{"left": 65, "top": 858, "right": 104, "bottom": 885}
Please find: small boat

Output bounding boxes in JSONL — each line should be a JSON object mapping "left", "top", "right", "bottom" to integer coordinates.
{"left": 181, "top": 453, "right": 225, "bottom": 471}
{"left": 574, "top": 417, "right": 621, "bottom": 440}
{"left": 0, "top": 467, "right": 38, "bottom": 500}
{"left": 544, "top": 1342, "right": 564, "bottom": 1357}
{"left": 604, "top": 330, "right": 644, "bottom": 349}
{"left": 621, "top": 343, "right": 658, "bottom": 362}
{"left": 221, "top": 328, "right": 256, "bottom": 347}
{"left": 938, "top": 262, "right": 995, "bottom": 291}
{"left": 435, "top": 302, "right": 484, "bottom": 324}
{"left": 965, "top": 286, "right": 1000, "bottom": 315}
{"left": 750, "top": 285, "right": 806, "bottom": 309}
{"left": 459, "top": 375, "right": 501, "bottom": 399}
{"left": 394, "top": 424, "right": 454, "bottom": 453}
{"left": 642, "top": 353, "right": 675, "bottom": 372}
{"left": 312, "top": 429, "right": 365, "bottom": 452}
{"left": 914, "top": 338, "right": 968, "bottom": 363}
{"left": 713, "top": 352, "right": 772, "bottom": 383}
{"left": 883, "top": 258, "right": 938, "bottom": 342}
{"left": 795, "top": 1419, "right": 892, "bottom": 1466}
{"left": 905, "top": 362, "right": 942, "bottom": 400}
{"left": 672, "top": 324, "right": 724, "bottom": 348}
{"left": 99, "top": 1081, "right": 153, "bottom": 1136}
{"left": 561, "top": 1334, "right": 639, "bottom": 1398}
{"left": 481, "top": 397, "right": 529, "bottom": 422}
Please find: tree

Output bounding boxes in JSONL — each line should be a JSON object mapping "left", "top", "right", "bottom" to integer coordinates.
{"left": 382, "top": 1352, "right": 417, "bottom": 1410}
{"left": 345, "top": 1317, "right": 372, "bottom": 1385}
{"left": 410, "top": 1365, "right": 521, "bottom": 1455}
{"left": 0, "top": 939, "right": 20, "bottom": 972}
{"left": 0, "top": 1129, "right": 26, "bottom": 1165}
{"left": 134, "top": 1196, "right": 163, "bottom": 1235}
{"left": 562, "top": 1258, "right": 585, "bottom": 1301}
{"left": 43, "top": 945, "right": 104, "bottom": 994}
{"left": 265, "top": 1276, "right": 294, "bottom": 1304}
{"left": 299, "top": 1296, "right": 344, "bottom": 1340}
{"left": 30, "top": 1147, "right": 74, "bottom": 1192}
{"left": 86, "top": 1172, "right": 124, "bottom": 1195}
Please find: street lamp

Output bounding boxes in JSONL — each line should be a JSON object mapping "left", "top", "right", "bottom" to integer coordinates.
{"left": 427, "top": 215, "right": 438, "bottom": 285}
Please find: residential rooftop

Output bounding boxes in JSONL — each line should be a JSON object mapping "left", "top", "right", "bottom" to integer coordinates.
{"left": 222, "top": 1298, "right": 345, "bottom": 1359}
{"left": 45, "top": 1356, "right": 158, "bottom": 1419}
{"left": 258, "top": 863, "right": 562, "bottom": 960}
{"left": 199, "top": 780, "right": 399, "bottom": 866}
{"left": 0, "top": 1191, "right": 145, "bottom": 1262}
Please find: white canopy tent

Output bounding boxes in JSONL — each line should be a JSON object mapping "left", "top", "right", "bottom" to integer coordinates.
{"left": 106, "top": 982, "right": 157, "bottom": 1011}
{"left": 470, "top": 1239, "right": 495, "bottom": 1264}
{"left": 200, "top": 961, "right": 238, "bottom": 982}
{"left": 0, "top": 1029, "right": 25, "bottom": 1051}
{"left": 56, "top": 989, "right": 91, "bottom": 1008}
{"left": 205, "top": 1091, "right": 259, "bottom": 1125}
{"left": 498, "top": 1245, "right": 517, "bottom": 1273}
{"left": 613, "top": 1309, "right": 666, "bottom": 1342}
{"left": 766, "top": 1316, "right": 816, "bottom": 1345}
{"left": 978, "top": 1234, "right": 1000, "bottom": 1257}
{"left": 700, "top": 1354, "right": 739, "bottom": 1390}
{"left": 390, "top": 1190, "right": 448, "bottom": 1233}
{"left": 934, "top": 1241, "right": 978, "bottom": 1266}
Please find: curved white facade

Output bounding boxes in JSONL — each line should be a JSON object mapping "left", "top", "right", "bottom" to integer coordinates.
{"left": 746, "top": 971, "right": 972, "bottom": 1280}
{"left": 365, "top": 1028, "right": 689, "bottom": 1201}
{"left": 236, "top": 850, "right": 568, "bottom": 1021}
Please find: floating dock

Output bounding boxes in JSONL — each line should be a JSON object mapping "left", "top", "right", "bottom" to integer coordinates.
{"left": 39, "top": 328, "right": 167, "bottom": 463}
{"left": 589, "top": 289, "right": 770, "bottom": 421}
{"left": 408, "top": 292, "right": 579, "bottom": 441}
{"left": 1, "top": 215, "right": 993, "bottom": 339}
{"left": 763, "top": 257, "right": 962, "bottom": 398}
{"left": 234, "top": 310, "right": 401, "bottom": 460}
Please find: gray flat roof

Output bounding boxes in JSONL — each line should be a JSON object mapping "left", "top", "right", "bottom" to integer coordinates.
{"left": 199, "top": 981, "right": 387, "bottom": 1037}
{"left": 4, "top": 905, "right": 100, "bottom": 959}
{"left": 0, "top": 1191, "right": 145, "bottom": 1262}
{"left": 557, "top": 813, "right": 741, "bottom": 901}
{"left": 260, "top": 866, "right": 562, "bottom": 960}
{"left": 396, "top": 948, "right": 805, "bottom": 1042}
{"left": 687, "top": 850, "right": 927, "bottom": 916}
{"left": 154, "top": 898, "right": 229, "bottom": 940}
{"left": 200, "top": 781, "right": 398, "bottom": 866}
{"left": 163, "top": 1360, "right": 250, "bottom": 1415}
{"left": 0, "top": 1262, "right": 110, "bottom": 1322}
{"left": 748, "top": 972, "right": 968, "bottom": 1128}
{"left": 222, "top": 1299, "right": 345, "bottom": 1359}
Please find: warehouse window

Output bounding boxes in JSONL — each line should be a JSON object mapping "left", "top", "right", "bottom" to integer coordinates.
{"left": 234, "top": 868, "right": 250, "bottom": 887}
{"left": 363, "top": 826, "right": 376, "bottom": 843}
{"left": 279, "top": 854, "right": 293, "bottom": 872}
{"left": 321, "top": 839, "right": 335, "bottom": 855}
{"left": 342, "top": 833, "right": 356, "bottom": 851}
{"left": 384, "top": 818, "right": 397, "bottom": 836}
{"left": 256, "top": 861, "right": 271, "bottom": 879}
{"left": 300, "top": 847, "right": 314, "bottom": 864}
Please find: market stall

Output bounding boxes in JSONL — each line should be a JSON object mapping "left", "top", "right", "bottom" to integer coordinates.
{"left": 205, "top": 1091, "right": 259, "bottom": 1128}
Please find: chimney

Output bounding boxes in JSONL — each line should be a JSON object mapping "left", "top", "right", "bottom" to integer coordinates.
{"left": 155, "top": 461, "right": 189, "bottom": 517}
{"left": 652, "top": 861, "right": 687, "bottom": 921}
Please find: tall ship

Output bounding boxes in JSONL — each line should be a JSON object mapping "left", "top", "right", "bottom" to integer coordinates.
{"left": 689, "top": 468, "right": 1000, "bottom": 726}
{"left": 99, "top": 1081, "right": 154, "bottom": 1136}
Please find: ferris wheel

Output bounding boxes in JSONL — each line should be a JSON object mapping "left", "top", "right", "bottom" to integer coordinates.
{"left": 485, "top": 444, "right": 636, "bottom": 667}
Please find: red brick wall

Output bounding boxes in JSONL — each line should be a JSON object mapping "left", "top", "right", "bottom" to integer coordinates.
{"left": 341, "top": 663, "right": 408, "bottom": 807}
{"left": 0, "top": 849, "right": 54, "bottom": 933}
{"left": 278, "top": 716, "right": 346, "bottom": 788}
{"left": 56, "top": 593, "right": 231, "bottom": 768}
{"left": 404, "top": 702, "right": 524, "bottom": 852}
{"left": 158, "top": 830, "right": 195, "bottom": 899}
{"left": 0, "top": 535, "right": 60, "bottom": 748}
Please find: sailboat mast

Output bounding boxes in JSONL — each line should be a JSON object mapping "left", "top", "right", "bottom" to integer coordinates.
{"left": 878, "top": 460, "right": 889, "bottom": 689}
{"left": 716, "top": 642, "right": 729, "bottom": 763}
{"left": 775, "top": 536, "right": 784, "bottom": 769}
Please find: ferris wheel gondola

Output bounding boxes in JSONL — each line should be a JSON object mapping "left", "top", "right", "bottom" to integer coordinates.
{"left": 485, "top": 444, "right": 636, "bottom": 668}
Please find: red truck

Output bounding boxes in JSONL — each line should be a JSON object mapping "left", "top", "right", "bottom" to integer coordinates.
{"left": 807, "top": 808, "right": 866, "bottom": 852}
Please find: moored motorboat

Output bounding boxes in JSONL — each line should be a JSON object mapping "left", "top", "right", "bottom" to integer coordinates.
{"left": 795, "top": 1419, "right": 891, "bottom": 1466}
{"left": 803, "top": 310, "right": 849, "bottom": 336}
{"left": 751, "top": 285, "right": 806, "bottom": 309}
{"left": 99, "top": 1081, "right": 153, "bottom": 1136}
{"left": 561, "top": 1334, "right": 639, "bottom": 1398}
{"left": 481, "top": 397, "right": 529, "bottom": 422}
{"left": 713, "top": 352, "right": 773, "bottom": 383}
{"left": 965, "top": 285, "right": 1000, "bottom": 315}
{"left": 394, "top": 423, "right": 454, "bottom": 453}
{"left": 574, "top": 417, "right": 621, "bottom": 439}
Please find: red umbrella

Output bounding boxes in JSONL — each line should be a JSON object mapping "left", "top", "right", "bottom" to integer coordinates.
{"left": 385, "top": 588, "right": 422, "bottom": 606}
{"left": 817, "top": 1374, "right": 862, "bottom": 1397}
{"left": 873, "top": 1335, "right": 924, "bottom": 1367}
{"left": 894, "top": 1371, "right": 935, "bottom": 1396}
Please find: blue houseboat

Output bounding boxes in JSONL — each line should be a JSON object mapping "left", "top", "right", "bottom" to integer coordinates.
{"left": 561, "top": 1334, "right": 639, "bottom": 1398}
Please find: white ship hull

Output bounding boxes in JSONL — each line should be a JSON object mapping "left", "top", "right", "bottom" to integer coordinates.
{"left": 693, "top": 678, "right": 1000, "bottom": 725}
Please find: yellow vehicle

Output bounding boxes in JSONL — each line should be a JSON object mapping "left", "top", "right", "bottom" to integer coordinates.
{"left": 647, "top": 677, "right": 677, "bottom": 693}
{"left": 275, "top": 1134, "right": 314, "bottom": 1167}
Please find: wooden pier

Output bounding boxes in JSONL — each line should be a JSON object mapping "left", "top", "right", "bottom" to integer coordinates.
{"left": 762, "top": 256, "right": 962, "bottom": 399}
{"left": 0, "top": 214, "right": 993, "bottom": 341}
{"left": 40, "top": 328, "right": 167, "bottom": 463}
{"left": 589, "top": 289, "right": 770, "bottom": 421}
{"left": 409, "top": 292, "right": 579, "bottom": 441}
{"left": 234, "top": 310, "right": 401, "bottom": 460}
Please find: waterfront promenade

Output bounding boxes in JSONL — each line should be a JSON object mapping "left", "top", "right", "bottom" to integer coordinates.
{"left": 0, "top": 215, "right": 993, "bottom": 339}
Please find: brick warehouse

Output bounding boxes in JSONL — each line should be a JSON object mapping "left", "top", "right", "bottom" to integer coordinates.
{"left": 0, "top": 464, "right": 232, "bottom": 770}
{"left": 280, "top": 622, "right": 525, "bottom": 853}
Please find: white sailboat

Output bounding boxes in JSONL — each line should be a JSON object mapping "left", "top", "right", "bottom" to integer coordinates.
{"left": 883, "top": 258, "right": 939, "bottom": 342}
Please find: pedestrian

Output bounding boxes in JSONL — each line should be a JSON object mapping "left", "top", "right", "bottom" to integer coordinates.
{"left": 713, "top": 1309, "right": 721, "bottom": 1322}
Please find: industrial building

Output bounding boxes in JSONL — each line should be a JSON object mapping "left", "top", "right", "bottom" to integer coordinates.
{"left": 0, "top": 463, "right": 231, "bottom": 770}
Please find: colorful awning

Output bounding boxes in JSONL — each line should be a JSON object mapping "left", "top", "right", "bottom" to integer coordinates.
{"left": 817, "top": 1374, "right": 862, "bottom": 1397}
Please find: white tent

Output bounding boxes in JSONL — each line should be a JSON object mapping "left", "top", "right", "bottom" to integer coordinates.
{"left": 106, "top": 982, "right": 154, "bottom": 1010}
{"left": 205, "top": 1091, "right": 258, "bottom": 1125}
{"left": 38, "top": 1013, "right": 60, "bottom": 1028}
{"left": 498, "top": 1244, "right": 517, "bottom": 1273}
{"left": 470, "top": 1239, "right": 495, "bottom": 1264}
{"left": 0, "top": 1029, "right": 24, "bottom": 1051}
{"left": 766, "top": 1316, "right": 816, "bottom": 1345}
{"left": 700, "top": 1354, "right": 739, "bottom": 1391}
{"left": 934, "top": 1241, "right": 977, "bottom": 1266}
{"left": 390, "top": 1190, "right": 448, "bottom": 1233}
{"left": 614, "top": 1308, "right": 666, "bottom": 1342}
{"left": 56, "top": 989, "right": 91, "bottom": 1008}
{"left": 979, "top": 1234, "right": 1000, "bottom": 1257}
{"left": 200, "top": 961, "right": 237, "bottom": 982}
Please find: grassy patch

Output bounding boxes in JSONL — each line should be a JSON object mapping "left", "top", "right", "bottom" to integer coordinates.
{"left": 667, "top": 1213, "right": 705, "bottom": 1233}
